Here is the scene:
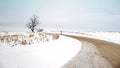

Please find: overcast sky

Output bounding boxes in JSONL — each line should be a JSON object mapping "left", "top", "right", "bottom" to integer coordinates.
{"left": 0, "top": 0, "right": 120, "bottom": 32}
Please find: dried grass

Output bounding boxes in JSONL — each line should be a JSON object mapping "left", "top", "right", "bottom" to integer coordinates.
{"left": 51, "top": 34, "right": 59, "bottom": 40}
{"left": 0, "top": 32, "right": 53, "bottom": 46}
{"left": 21, "top": 39, "right": 27, "bottom": 45}
{"left": 29, "top": 33, "right": 34, "bottom": 37}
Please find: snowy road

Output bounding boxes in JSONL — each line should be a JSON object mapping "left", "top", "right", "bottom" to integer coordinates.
{"left": 62, "top": 35, "right": 120, "bottom": 68}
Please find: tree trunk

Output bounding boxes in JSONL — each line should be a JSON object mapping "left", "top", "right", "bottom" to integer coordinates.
{"left": 31, "top": 29, "right": 34, "bottom": 32}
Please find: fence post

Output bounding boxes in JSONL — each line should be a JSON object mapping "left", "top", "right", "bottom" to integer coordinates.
{"left": 60, "top": 30, "right": 62, "bottom": 35}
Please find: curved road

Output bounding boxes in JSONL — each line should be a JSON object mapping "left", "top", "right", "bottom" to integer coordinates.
{"left": 62, "top": 35, "right": 120, "bottom": 68}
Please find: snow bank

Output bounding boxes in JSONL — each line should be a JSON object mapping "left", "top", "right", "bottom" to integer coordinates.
{"left": 0, "top": 32, "right": 82, "bottom": 68}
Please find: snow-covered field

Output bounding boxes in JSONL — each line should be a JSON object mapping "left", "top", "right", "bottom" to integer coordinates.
{"left": 0, "top": 32, "right": 81, "bottom": 68}
{"left": 0, "top": 32, "right": 120, "bottom": 68}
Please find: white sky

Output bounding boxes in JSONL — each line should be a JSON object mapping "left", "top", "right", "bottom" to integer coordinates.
{"left": 0, "top": 0, "right": 120, "bottom": 32}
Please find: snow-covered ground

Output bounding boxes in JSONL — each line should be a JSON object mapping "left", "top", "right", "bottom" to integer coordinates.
{"left": 0, "top": 32, "right": 81, "bottom": 68}
{"left": 0, "top": 31, "right": 120, "bottom": 68}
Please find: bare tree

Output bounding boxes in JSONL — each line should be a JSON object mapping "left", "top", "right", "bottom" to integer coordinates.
{"left": 26, "top": 15, "right": 39, "bottom": 32}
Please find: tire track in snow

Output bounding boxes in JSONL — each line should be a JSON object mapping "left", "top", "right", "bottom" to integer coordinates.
{"left": 62, "top": 41, "right": 113, "bottom": 68}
